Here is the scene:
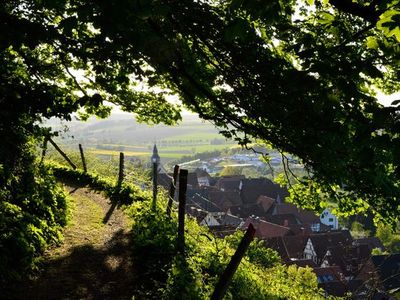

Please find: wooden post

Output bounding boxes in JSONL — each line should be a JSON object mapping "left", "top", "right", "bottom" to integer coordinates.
{"left": 118, "top": 152, "right": 124, "bottom": 185}
{"left": 152, "top": 161, "right": 158, "bottom": 211}
{"left": 79, "top": 144, "right": 87, "bottom": 173}
{"left": 48, "top": 137, "right": 77, "bottom": 169}
{"left": 177, "top": 169, "right": 188, "bottom": 253}
{"left": 211, "top": 224, "right": 256, "bottom": 300}
{"left": 166, "top": 165, "right": 180, "bottom": 216}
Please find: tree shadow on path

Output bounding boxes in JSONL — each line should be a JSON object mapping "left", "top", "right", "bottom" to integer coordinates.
{"left": 7, "top": 230, "right": 136, "bottom": 300}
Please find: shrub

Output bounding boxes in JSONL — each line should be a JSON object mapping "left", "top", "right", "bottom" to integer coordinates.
{"left": 0, "top": 163, "right": 67, "bottom": 285}
{"left": 48, "top": 162, "right": 149, "bottom": 205}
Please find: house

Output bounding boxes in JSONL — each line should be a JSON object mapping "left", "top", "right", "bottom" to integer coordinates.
{"left": 353, "top": 237, "right": 385, "bottom": 252}
{"left": 272, "top": 203, "right": 324, "bottom": 232}
{"left": 303, "top": 231, "right": 353, "bottom": 264}
{"left": 320, "top": 244, "right": 371, "bottom": 280}
{"left": 229, "top": 204, "right": 266, "bottom": 219}
{"left": 265, "top": 213, "right": 300, "bottom": 227}
{"left": 186, "top": 206, "right": 220, "bottom": 227}
{"left": 187, "top": 172, "right": 200, "bottom": 188}
{"left": 265, "top": 234, "right": 310, "bottom": 262}
{"left": 187, "top": 187, "right": 209, "bottom": 199}
{"left": 288, "top": 218, "right": 332, "bottom": 235}
{"left": 361, "top": 254, "right": 400, "bottom": 295}
{"left": 272, "top": 203, "right": 320, "bottom": 224}
{"left": 187, "top": 193, "right": 222, "bottom": 214}
{"left": 200, "top": 214, "right": 220, "bottom": 227}
{"left": 216, "top": 213, "right": 243, "bottom": 228}
{"left": 194, "top": 168, "right": 212, "bottom": 187}
{"left": 256, "top": 195, "right": 276, "bottom": 213}
{"left": 215, "top": 175, "right": 245, "bottom": 191}
{"left": 208, "top": 190, "right": 242, "bottom": 212}
{"left": 241, "top": 216, "right": 292, "bottom": 239}
{"left": 313, "top": 266, "right": 348, "bottom": 297}
{"left": 239, "top": 178, "right": 288, "bottom": 205}
{"left": 320, "top": 208, "right": 339, "bottom": 230}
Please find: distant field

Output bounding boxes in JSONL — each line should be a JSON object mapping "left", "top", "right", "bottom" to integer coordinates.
{"left": 89, "top": 149, "right": 183, "bottom": 159}
{"left": 161, "top": 131, "right": 225, "bottom": 141}
{"left": 89, "top": 142, "right": 238, "bottom": 161}
{"left": 90, "top": 143, "right": 237, "bottom": 155}
{"left": 48, "top": 113, "right": 242, "bottom": 162}
{"left": 101, "top": 144, "right": 149, "bottom": 149}
{"left": 160, "top": 144, "right": 236, "bottom": 152}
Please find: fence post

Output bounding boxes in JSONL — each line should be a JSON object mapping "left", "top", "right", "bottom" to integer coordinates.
{"left": 152, "top": 161, "right": 158, "bottom": 211}
{"left": 48, "top": 137, "right": 77, "bottom": 170}
{"left": 79, "top": 144, "right": 87, "bottom": 173}
{"left": 166, "top": 165, "right": 180, "bottom": 216}
{"left": 210, "top": 223, "right": 256, "bottom": 300}
{"left": 118, "top": 152, "right": 124, "bottom": 185}
{"left": 177, "top": 169, "right": 188, "bottom": 253}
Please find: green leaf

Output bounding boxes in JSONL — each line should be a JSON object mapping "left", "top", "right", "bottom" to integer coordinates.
{"left": 317, "top": 12, "right": 335, "bottom": 25}
{"left": 366, "top": 36, "right": 379, "bottom": 49}
{"left": 377, "top": 9, "right": 400, "bottom": 41}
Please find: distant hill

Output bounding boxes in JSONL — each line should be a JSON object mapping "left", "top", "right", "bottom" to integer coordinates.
{"left": 45, "top": 112, "right": 237, "bottom": 163}
{"left": 46, "top": 113, "right": 228, "bottom": 145}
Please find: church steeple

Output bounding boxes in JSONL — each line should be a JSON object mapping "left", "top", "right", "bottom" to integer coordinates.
{"left": 151, "top": 144, "right": 160, "bottom": 164}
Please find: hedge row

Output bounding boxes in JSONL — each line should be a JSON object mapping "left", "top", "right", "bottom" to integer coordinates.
{"left": 48, "top": 162, "right": 150, "bottom": 205}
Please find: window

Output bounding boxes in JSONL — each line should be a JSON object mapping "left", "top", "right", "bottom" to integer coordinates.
{"left": 328, "top": 218, "right": 334, "bottom": 222}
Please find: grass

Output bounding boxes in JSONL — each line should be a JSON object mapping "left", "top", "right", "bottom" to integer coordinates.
{"left": 11, "top": 185, "right": 137, "bottom": 300}
{"left": 51, "top": 188, "right": 105, "bottom": 258}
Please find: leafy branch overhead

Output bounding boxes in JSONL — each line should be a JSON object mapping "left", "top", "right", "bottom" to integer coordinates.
{"left": 1, "top": 0, "right": 400, "bottom": 221}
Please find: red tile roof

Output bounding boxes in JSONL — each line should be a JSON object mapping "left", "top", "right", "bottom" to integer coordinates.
{"left": 240, "top": 178, "right": 289, "bottom": 204}
{"left": 273, "top": 203, "right": 320, "bottom": 224}
{"left": 256, "top": 195, "right": 276, "bottom": 213}
{"left": 265, "top": 234, "right": 309, "bottom": 260}
{"left": 241, "top": 216, "right": 292, "bottom": 239}
{"left": 208, "top": 190, "right": 242, "bottom": 211}
{"left": 229, "top": 204, "right": 265, "bottom": 219}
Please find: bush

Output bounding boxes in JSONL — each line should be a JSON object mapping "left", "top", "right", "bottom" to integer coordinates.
{"left": 48, "top": 162, "right": 149, "bottom": 205}
{"left": 0, "top": 163, "right": 67, "bottom": 285}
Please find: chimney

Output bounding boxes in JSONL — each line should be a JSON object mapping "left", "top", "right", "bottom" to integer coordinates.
{"left": 283, "top": 219, "right": 289, "bottom": 227}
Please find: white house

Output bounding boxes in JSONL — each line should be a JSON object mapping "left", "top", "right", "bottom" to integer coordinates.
{"left": 320, "top": 208, "right": 339, "bottom": 230}
{"left": 200, "top": 213, "right": 220, "bottom": 227}
{"left": 303, "top": 238, "right": 318, "bottom": 263}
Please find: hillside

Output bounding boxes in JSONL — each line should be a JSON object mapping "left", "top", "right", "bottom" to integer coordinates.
{"left": 47, "top": 112, "right": 238, "bottom": 163}
{"left": 3, "top": 161, "right": 325, "bottom": 299}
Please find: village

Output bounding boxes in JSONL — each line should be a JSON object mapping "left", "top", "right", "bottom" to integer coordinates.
{"left": 152, "top": 145, "right": 400, "bottom": 299}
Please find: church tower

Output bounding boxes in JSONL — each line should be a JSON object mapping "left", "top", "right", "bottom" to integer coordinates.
{"left": 151, "top": 144, "right": 160, "bottom": 165}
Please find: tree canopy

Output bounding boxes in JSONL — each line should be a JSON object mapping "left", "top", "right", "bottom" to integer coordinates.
{"left": 1, "top": 0, "right": 400, "bottom": 221}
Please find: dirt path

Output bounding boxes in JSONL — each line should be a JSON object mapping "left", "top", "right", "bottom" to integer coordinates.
{"left": 9, "top": 186, "right": 136, "bottom": 300}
